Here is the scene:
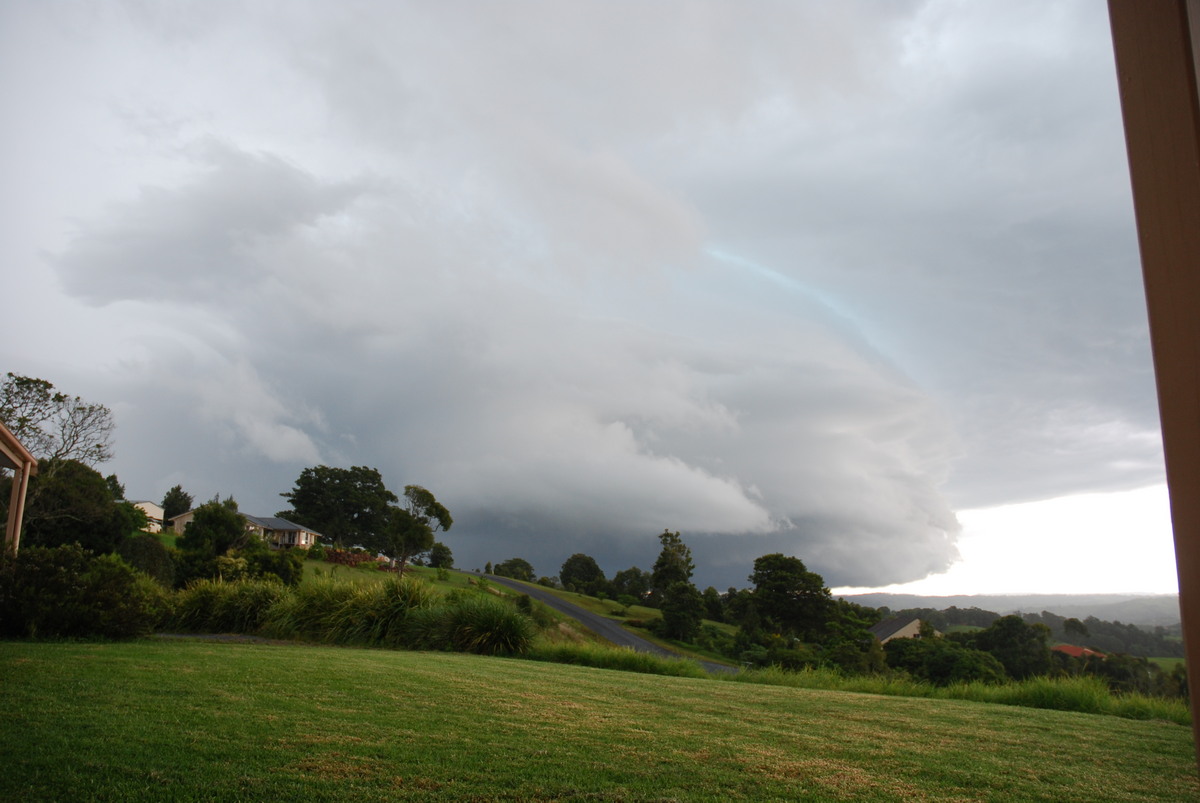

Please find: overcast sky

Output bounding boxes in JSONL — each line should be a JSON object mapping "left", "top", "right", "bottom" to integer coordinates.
{"left": 1, "top": 1, "right": 1177, "bottom": 594}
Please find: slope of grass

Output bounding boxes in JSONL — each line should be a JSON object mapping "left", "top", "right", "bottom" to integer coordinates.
{"left": 2, "top": 640, "right": 1196, "bottom": 802}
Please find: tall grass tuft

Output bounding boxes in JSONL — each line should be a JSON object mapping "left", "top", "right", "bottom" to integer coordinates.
{"left": 171, "top": 579, "right": 287, "bottom": 633}
{"left": 321, "top": 577, "right": 439, "bottom": 647}
{"left": 441, "top": 595, "right": 534, "bottom": 655}
{"left": 260, "top": 577, "right": 360, "bottom": 641}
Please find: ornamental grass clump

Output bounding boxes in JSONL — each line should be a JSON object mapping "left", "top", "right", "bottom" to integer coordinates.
{"left": 439, "top": 594, "right": 534, "bottom": 655}
{"left": 171, "top": 578, "right": 287, "bottom": 634}
{"left": 260, "top": 576, "right": 360, "bottom": 641}
{"left": 322, "top": 576, "right": 438, "bottom": 647}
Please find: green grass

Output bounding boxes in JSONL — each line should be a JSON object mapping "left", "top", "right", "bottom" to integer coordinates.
{"left": 1, "top": 640, "right": 1196, "bottom": 802}
{"left": 1150, "top": 656, "right": 1187, "bottom": 672}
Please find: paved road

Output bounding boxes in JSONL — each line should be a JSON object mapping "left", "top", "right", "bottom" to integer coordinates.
{"left": 483, "top": 574, "right": 734, "bottom": 674}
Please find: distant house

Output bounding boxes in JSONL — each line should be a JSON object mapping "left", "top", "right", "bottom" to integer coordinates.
{"left": 130, "top": 500, "right": 164, "bottom": 533}
{"left": 171, "top": 509, "right": 198, "bottom": 535}
{"left": 869, "top": 617, "right": 932, "bottom": 644}
{"left": 1052, "top": 644, "right": 1105, "bottom": 659}
{"left": 243, "top": 515, "right": 323, "bottom": 550}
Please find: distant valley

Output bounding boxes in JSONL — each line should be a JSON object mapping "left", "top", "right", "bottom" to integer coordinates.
{"left": 838, "top": 593, "right": 1181, "bottom": 628}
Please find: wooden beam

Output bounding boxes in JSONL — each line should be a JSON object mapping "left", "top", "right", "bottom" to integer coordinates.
{"left": 1107, "top": 0, "right": 1200, "bottom": 766}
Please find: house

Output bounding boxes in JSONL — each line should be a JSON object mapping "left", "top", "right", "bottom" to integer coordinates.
{"left": 869, "top": 617, "right": 931, "bottom": 644}
{"left": 171, "top": 508, "right": 198, "bottom": 534}
{"left": 242, "top": 514, "right": 323, "bottom": 550}
{"left": 130, "top": 500, "right": 164, "bottom": 533}
{"left": 1052, "top": 644, "right": 1105, "bottom": 659}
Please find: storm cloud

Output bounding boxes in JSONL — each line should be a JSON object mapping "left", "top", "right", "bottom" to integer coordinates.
{"left": 1, "top": 1, "right": 1160, "bottom": 589}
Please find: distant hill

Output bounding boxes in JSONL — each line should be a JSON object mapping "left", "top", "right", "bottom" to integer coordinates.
{"left": 837, "top": 593, "right": 1181, "bottom": 628}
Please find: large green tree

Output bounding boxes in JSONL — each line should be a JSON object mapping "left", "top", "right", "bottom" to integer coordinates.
{"left": 659, "top": 581, "right": 704, "bottom": 641}
{"left": 383, "top": 507, "right": 433, "bottom": 573}
{"left": 428, "top": 541, "right": 453, "bottom": 569}
{"left": 560, "top": 553, "right": 606, "bottom": 596}
{"left": 160, "top": 484, "right": 194, "bottom": 523}
{"left": 650, "top": 530, "right": 693, "bottom": 600}
{"left": 7, "top": 460, "right": 144, "bottom": 554}
{"left": 178, "top": 497, "right": 247, "bottom": 557}
{"left": 278, "top": 466, "right": 397, "bottom": 548}
{"left": 748, "top": 553, "right": 834, "bottom": 643}
{"left": 611, "top": 566, "right": 651, "bottom": 601}
{"left": 401, "top": 485, "right": 453, "bottom": 534}
{"left": 493, "top": 557, "right": 535, "bottom": 581}
{"left": 971, "top": 615, "right": 1052, "bottom": 680}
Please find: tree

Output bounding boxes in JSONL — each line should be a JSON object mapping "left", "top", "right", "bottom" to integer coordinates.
{"left": 161, "top": 484, "right": 194, "bottom": 523}
{"left": 401, "top": 485, "right": 453, "bottom": 534}
{"left": 493, "top": 558, "right": 535, "bottom": 581}
{"left": 117, "top": 533, "right": 176, "bottom": 587}
{"left": 178, "top": 497, "right": 247, "bottom": 558}
{"left": 651, "top": 530, "right": 694, "bottom": 599}
{"left": 560, "top": 553, "right": 606, "bottom": 596}
{"left": 10, "top": 459, "right": 142, "bottom": 554}
{"left": 278, "top": 466, "right": 397, "bottom": 549}
{"left": 428, "top": 541, "right": 453, "bottom": 569}
{"left": 0, "top": 373, "right": 114, "bottom": 466}
{"left": 972, "top": 615, "right": 1052, "bottom": 680}
{"left": 701, "top": 586, "right": 725, "bottom": 621}
{"left": 383, "top": 506, "right": 433, "bottom": 573}
{"left": 1064, "top": 617, "right": 1090, "bottom": 640}
{"left": 748, "top": 553, "right": 834, "bottom": 643}
{"left": 611, "top": 566, "right": 651, "bottom": 601}
{"left": 105, "top": 474, "right": 125, "bottom": 501}
{"left": 659, "top": 581, "right": 704, "bottom": 641}
{"left": 884, "top": 637, "right": 1007, "bottom": 685}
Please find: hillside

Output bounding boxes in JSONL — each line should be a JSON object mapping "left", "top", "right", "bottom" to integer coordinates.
{"left": 840, "top": 593, "right": 1181, "bottom": 627}
{"left": 2, "top": 640, "right": 1196, "bottom": 801}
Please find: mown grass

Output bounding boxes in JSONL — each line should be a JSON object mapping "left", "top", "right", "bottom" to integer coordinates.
{"left": 1, "top": 640, "right": 1195, "bottom": 802}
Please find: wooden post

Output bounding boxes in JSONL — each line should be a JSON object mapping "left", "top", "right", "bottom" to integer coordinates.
{"left": 1107, "top": 0, "right": 1200, "bottom": 766}
{"left": 5, "top": 461, "right": 32, "bottom": 555}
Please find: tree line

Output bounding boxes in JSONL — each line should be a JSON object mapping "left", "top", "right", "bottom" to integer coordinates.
{"left": 1, "top": 373, "right": 1187, "bottom": 700}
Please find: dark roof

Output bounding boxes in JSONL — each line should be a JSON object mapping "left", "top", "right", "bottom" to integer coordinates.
{"left": 868, "top": 617, "right": 920, "bottom": 641}
{"left": 244, "top": 514, "right": 322, "bottom": 536}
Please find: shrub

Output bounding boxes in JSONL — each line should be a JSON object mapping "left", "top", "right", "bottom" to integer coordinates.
{"left": 116, "top": 533, "right": 176, "bottom": 587}
{"left": 307, "top": 540, "right": 326, "bottom": 561}
{"left": 0, "top": 545, "right": 170, "bottom": 639}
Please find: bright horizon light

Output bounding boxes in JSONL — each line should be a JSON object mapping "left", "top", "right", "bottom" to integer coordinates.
{"left": 832, "top": 484, "right": 1179, "bottom": 597}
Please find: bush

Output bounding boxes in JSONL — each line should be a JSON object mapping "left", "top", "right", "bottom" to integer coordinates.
{"left": 116, "top": 533, "right": 176, "bottom": 587}
{"left": 307, "top": 540, "right": 326, "bottom": 561}
{"left": 0, "top": 545, "right": 170, "bottom": 639}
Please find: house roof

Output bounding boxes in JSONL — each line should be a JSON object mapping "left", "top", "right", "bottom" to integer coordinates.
{"left": 244, "top": 514, "right": 322, "bottom": 535}
{"left": 868, "top": 617, "right": 921, "bottom": 641}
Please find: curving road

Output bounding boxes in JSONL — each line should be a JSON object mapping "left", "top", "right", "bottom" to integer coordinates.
{"left": 483, "top": 574, "right": 734, "bottom": 674}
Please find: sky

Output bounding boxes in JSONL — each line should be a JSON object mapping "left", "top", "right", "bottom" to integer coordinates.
{"left": 0, "top": 0, "right": 1178, "bottom": 595}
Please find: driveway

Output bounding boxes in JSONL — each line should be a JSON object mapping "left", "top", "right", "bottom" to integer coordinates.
{"left": 482, "top": 573, "right": 734, "bottom": 674}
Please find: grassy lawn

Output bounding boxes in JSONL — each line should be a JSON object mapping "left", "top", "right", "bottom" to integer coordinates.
{"left": 1150, "top": 656, "right": 1187, "bottom": 672}
{"left": 2, "top": 640, "right": 1196, "bottom": 802}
